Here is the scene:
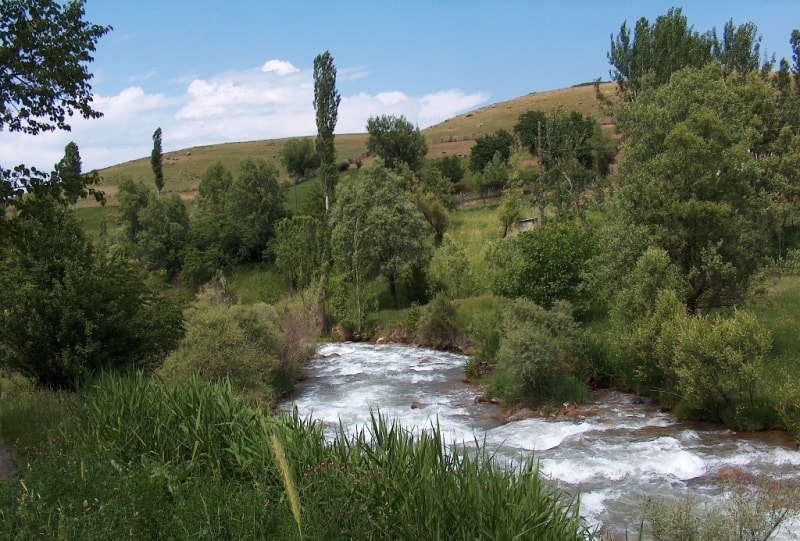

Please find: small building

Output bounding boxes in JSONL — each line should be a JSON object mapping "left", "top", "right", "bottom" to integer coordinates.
{"left": 517, "top": 217, "right": 539, "bottom": 232}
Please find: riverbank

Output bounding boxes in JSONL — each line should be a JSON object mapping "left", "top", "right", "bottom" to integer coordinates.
{"left": 287, "top": 342, "right": 800, "bottom": 539}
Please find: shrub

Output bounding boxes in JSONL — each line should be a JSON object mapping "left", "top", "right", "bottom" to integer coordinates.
{"left": 415, "top": 295, "right": 460, "bottom": 350}
{"left": 489, "top": 299, "right": 588, "bottom": 406}
{"left": 158, "top": 299, "right": 284, "bottom": 405}
{"left": 493, "top": 222, "right": 598, "bottom": 315}
{"left": 670, "top": 309, "right": 772, "bottom": 428}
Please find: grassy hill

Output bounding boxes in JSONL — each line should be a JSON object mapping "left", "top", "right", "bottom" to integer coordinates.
{"left": 88, "top": 82, "right": 617, "bottom": 205}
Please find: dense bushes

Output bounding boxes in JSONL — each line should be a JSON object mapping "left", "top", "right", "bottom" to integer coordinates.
{"left": 158, "top": 288, "right": 319, "bottom": 404}
{"left": 0, "top": 195, "right": 184, "bottom": 389}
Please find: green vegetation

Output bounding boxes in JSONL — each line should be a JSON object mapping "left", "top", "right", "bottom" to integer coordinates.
{"left": 4, "top": 2, "right": 800, "bottom": 538}
{"left": 0, "top": 375, "right": 589, "bottom": 540}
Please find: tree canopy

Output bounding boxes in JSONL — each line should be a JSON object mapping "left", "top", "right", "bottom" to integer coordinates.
{"left": 366, "top": 114, "right": 428, "bottom": 172}
{"left": 612, "top": 64, "right": 781, "bottom": 311}
{"left": 330, "top": 161, "right": 431, "bottom": 316}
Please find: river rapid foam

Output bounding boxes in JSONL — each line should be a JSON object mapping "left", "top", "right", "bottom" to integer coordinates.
{"left": 282, "top": 343, "right": 800, "bottom": 538}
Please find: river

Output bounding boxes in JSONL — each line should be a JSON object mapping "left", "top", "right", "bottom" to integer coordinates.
{"left": 281, "top": 342, "right": 800, "bottom": 539}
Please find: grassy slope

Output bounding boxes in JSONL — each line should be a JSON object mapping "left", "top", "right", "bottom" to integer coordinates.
{"left": 79, "top": 82, "right": 616, "bottom": 210}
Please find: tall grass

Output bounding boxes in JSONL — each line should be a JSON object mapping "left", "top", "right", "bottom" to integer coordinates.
{"left": 0, "top": 374, "right": 592, "bottom": 540}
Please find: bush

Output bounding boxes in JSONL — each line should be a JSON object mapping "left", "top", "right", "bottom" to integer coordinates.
{"left": 158, "top": 297, "right": 284, "bottom": 404}
{"left": 415, "top": 295, "right": 460, "bottom": 350}
{"left": 670, "top": 310, "right": 772, "bottom": 428}
{"left": 493, "top": 222, "right": 598, "bottom": 315}
{"left": 638, "top": 476, "right": 800, "bottom": 541}
{"left": 0, "top": 196, "right": 184, "bottom": 389}
{"left": 489, "top": 299, "right": 588, "bottom": 406}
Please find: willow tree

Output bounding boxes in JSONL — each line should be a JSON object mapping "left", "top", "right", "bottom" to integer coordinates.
{"left": 330, "top": 162, "right": 431, "bottom": 330}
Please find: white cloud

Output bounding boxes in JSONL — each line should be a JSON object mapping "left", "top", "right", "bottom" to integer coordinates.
{"left": 261, "top": 59, "right": 300, "bottom": 75}
{"left": 1, "top": 63, "right": 489, "bottom": 171}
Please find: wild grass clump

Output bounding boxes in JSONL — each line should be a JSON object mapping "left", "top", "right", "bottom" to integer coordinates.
{"left": 637, "top": 476, "right": 800, "bottom": 541}
{"left": 0, "top": 374, "right": 592, "bottom": 540}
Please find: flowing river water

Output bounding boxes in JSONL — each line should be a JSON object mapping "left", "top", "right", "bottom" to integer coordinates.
{"left": 281, "top": 342, "right": 800, "bottom": 538}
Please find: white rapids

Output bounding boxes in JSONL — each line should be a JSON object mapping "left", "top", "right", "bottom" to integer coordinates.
{"left": 281, "top": 342, "right": 800, "bottom": 538}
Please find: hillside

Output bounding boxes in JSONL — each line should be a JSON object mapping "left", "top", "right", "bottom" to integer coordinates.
{"left": 90, "top": 82, "right": 617, "bottom": 205}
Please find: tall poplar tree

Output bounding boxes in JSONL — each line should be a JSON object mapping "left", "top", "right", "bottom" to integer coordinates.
{"left": 313, "top": 51, "right": 340, "bottom": 211}
{"left": 151, "top": 127, "right": 164, "bottom": 194}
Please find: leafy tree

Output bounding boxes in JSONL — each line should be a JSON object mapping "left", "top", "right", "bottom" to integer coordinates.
{"left": 493, "top": 221, "right": 597, "bottom": 313}
{"left": 475, "top": 151, "right": 509, "bottom": 203}
{"left": 116, "top": 177, "right": 152, "bottom": 243}
{"left": 410, "top": 162, "right": 455, "bottom": 245}
{"left": 330, "top": 161, "right": 432, "bottom": 321}
{"left": 136, "top": 194, "right": 190, "bottom": 277}
{"left": 196, "top": 161, "right": 233, "bottom": 215}
{"left": 711, "top": 19, "right": 766, "bottom": 78}
{"left": 0, "top": 195, "right": 183, "bottom": 389}
{"left": 54, "top": 141, "right": 96, "bottom": 205}
{"left": 280, "top": 137, "right": 320, "bottom": 180}
{"left": 273, "top": 215, "right": 326, "bottom": 291}
{"left": 0, "top": 0, "right": 110, "bottom": 136}
{"left": 515, "top": 108, "right": 609, "bottom": 220}
{"left": 151, "top": 127, "right": 164, "bottom": 193}
{"left": 313, "top": 50, "right": 340, "bottom": 210}
{"left": 612, "top": 64, "right": 781, "bottom": 312}
{"left": 427, "top": 237, "right": 475, "bottom": 299}
{"left": 366, "top": 114, "right": 428, "bottom": 172}
{"left": 608, "top": 8, "right": 712, "bottom": 100}
{"left": 498, "top": 185, "right": 523, "bottom": 238}
{"left": 430, "top": 155, "right": 465, "bottom": 188}
{"left": 229, "top": 158, "right": 286, "bottom": 262}
{"left": 1, "top": 0, "right": 109, "bottom": 206}
{"left": 469, "top": 129, "right": 515, "bottom": 173}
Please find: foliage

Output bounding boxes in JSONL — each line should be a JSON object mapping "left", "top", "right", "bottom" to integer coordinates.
{"left": 669, "top": 310, "right": 772, "bottom": 428}
{"left": 608, "top": 8, "right": 708, "bottom": 99}
{"left": 414, "top": 295, "right": 460, "bottom": 350}
{"left": 136, "top": 193, "right": 190, "bottom": 277}
{"left": 489, "top": 299, "right": 587, "bottom": 406}
{"left": 469, "top": 129, "right": 515, "bottom": 173}
{"left": 0, "top": 195, "right": 183, "bottom": 389}
{"left": 410, "top": 162, "right": 455, "bottom": 245}
{"left": 54, "top": 141, "right": 88, "bottom": 205}
{"left": 429, "top": 155, "right": 465, "bottom": 188}
{"left": 612, "top": 64, "right": 781, "bottom": 312}
{"left": 498, "top": 185, "right": 523, "bottom": 237}
{"left": 366, "top": 114, "right": 428, "bottom": 172}
{"left": 330, "top": 161, "right": 432, "bottom": 320}
{"left": 638, "top": 477, "right": 800, "bottom": 541}
{"left": 158, "top": 297, "right": 287, "bottom": 404}
{"left": 313, "top": 50, "right": 340, "bottom": 209}
{"left": 475, "top": 151, "right": 509, "bottom": 198}
{"left": 115, "top": 176, "right": 152, "bottom": 242}
{"left": 228, "top": 157, "right": 287, "bottom": 262}
{"left": 0, "top": 0, "right": 110, "bottom": 136}
{"left": 280, "top": 137, "right": 320, "bottom": 180}
{"left": 272, "top": 215, "right": 326, "bottom": 291}
{"left": 493, "top": 221, "right": 597, "bottom": 312}
{"left": 515, "top": 107, "right": 612, "bottom": 220}
{"left": 186, "top": 159, "right": 287, "bottom": 282}
{"left": 428, "top": 236, "right": 476, "bottom": 299}
{"left": 151, "top": 127, "right": 164, "bottom": 193}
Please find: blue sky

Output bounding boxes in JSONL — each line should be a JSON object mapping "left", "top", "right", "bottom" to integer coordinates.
{"left": 4, "top": 1, "right": 800, "bottom": 171}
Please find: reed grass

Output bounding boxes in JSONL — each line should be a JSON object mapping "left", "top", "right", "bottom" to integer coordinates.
{"left": 0, "top": 374, "right": 592, "bottom": 540}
